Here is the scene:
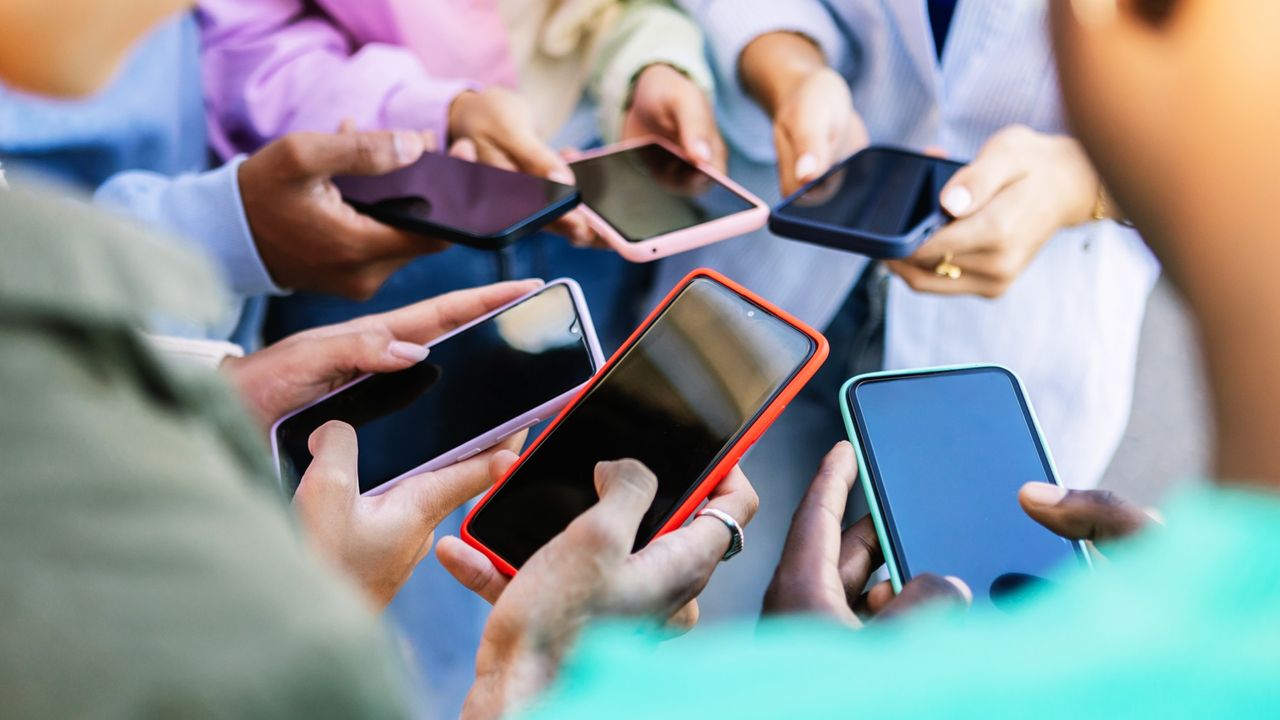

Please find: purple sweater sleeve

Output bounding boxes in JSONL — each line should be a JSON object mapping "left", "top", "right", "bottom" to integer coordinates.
{"left": 197, "top": 0, "right": 477, "bottom": 158}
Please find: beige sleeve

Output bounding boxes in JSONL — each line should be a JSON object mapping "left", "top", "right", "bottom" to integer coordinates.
{"left": 589, "top": 0, "right": 716, "bottom": 143}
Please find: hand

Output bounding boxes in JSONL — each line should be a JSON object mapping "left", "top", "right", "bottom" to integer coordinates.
{"left": 447, "top": 87, "right": 594, "bottom": 246}
{"left": 887, "top": 125, "right": 1102, "bottom": 298}
{"left": 763, "top": 442, "right": 971, "bottom": 626}
{"left": 1019, "top": 482, "right": 1160, "bottom": 556}
{"left": 221, "top": 279, "right": 542, "bottom": 428}
{"left": 440, "top": 459, "right": 758, "bottom": 719}
{"left": 294, "top": 422, "right": 525, "bottom": 609}
{"left": 739, "top": 32, "right": 868, "bottom": 196}
{"left": 238, "top": 130, "right": 450, "bottom": 299}
{"left": 622, "top": 63, "right": 726, "bottom": 172}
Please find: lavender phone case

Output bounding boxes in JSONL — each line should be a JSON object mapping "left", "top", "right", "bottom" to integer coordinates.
{"left": 269, "top": 279, "right": 605, "bottom": 496}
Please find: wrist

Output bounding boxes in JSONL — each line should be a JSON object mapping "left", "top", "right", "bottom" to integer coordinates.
{"left": 465, "top": 645, "right": 559, "bottom": 720}
{"left": 739, "top": 32, "right": 828, "bottom": 118}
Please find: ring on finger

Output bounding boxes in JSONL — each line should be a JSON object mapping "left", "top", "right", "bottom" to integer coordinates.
{"left": 934, "top": 251, "right": 963, "bottom": 280}
{"left": 696, "top": 507, "right": 744, "bottom": 561}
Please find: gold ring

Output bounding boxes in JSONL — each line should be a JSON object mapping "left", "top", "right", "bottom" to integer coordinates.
{"left": 934, "top": 252, "right": 962, "bottom": 280}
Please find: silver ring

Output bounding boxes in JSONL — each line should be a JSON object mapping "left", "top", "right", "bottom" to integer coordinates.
{"left": 696, "top": 507, "right": 744, "bottom": 561}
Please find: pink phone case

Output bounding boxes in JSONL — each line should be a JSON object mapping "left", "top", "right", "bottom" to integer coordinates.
{"left": 570, "top": 136, "right": 769, "bottom": 263}
{"left": 269, "top": 278, "right": 606, "bottom": 496}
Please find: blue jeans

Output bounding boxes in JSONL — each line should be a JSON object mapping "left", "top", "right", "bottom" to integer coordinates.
{"left": 264, "top": 233, "right": 646, "bottom": 718}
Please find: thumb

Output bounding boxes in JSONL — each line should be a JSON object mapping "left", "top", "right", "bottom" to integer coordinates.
{"left": 295, "top": 420, "right": 361, "bottom": 512}
{"left": 304, "top": 329, "right": 430, "bottom": 381}
{"left": 279, "top": 130, "right": 428, "bottom": 178}
{"left": 564, "top": 459, "right": 658, "bottom": 560}
{"left": 1019, "top": 483, "right": 1153, "bottom": 543}
{"left": 385, "top": 448, "right": 520, "bottom": 527}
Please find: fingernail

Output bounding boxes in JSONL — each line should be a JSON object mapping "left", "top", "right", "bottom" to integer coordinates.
{"left": 944, "top": 576, "right": 974, "bottom": 605}
{"left": 388, "top": 340, "right": 430, "bottom": 362}
{"left": 794, "top": 153, "right": 818, "bottom": 181}
{"left": 549, "top": 167, "right": 575, "bottom": 185}
{"left": 941, "top": 186, "right": 972, "bottom": 216}
{"left": 394, "top": 131, "right": 425, "bottom": 164}
{"left": 1021, "top": 482, "right": 1067, "bottom": 506}
{"left": 693, "top": 140, "right": 713, "bottom": 162}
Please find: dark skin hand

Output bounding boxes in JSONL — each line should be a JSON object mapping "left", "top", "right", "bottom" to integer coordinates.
{"left": 238, "top": 129, "right": 450, "bottom": 300}
{"left": 1018, "top": 482, "right": 1158, "bottom": 551}
{"left": 764, "top": 441, "right": 971, "bottom": 625}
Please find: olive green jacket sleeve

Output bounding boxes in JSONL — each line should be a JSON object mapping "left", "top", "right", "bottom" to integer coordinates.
{"left": 0, "top": 189, "right": 414, "bottom": 719}
{"left": 590, "top": 0, "right": 716, "bottom": 143}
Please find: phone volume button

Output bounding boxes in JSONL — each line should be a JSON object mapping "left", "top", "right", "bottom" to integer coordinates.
{"left": 456, "top": 448, "right": 484, "bottom": 462}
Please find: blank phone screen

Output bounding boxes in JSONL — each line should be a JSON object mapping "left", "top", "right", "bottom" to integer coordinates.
{"left": 275, "top": 284, "right": 596, "bottom": 494}
{"left": 850, "top": 367, "right": 1085, "bottom": 603}
{"left": 781, "top": 147, "right": 962, "bottom": 237}
{"left": 468, "top": 277, "right": 816, "bottom": 569}
{"left": 570, "top": 143, "right": 755, "bottom": 242}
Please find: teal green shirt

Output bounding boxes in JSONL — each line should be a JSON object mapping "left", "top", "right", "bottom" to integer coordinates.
{"left": 525, "top": 484, "right": 1280, "bottom": 718}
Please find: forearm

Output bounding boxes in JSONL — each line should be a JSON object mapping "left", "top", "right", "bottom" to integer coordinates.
{"left": 739, "top": 31, "right": 829, "bottom": 118}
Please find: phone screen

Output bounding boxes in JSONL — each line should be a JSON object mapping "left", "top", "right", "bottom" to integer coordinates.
{"left": 782, "top": 147, "right": 963, "bottom": 236}
{"left": 334, "top": 152, "right": 578, "bottom": 237}
{"left": 570, "top": 143, "right": 756, "bottom": 242}
{"left": 275, "top": 283, "right": 596, "bottom": 494}
{"left": 468, "top": 277, "right": 816, "bottom": 568}
{"left": 849, "top": 367, "right": 1086, "bottom": 603}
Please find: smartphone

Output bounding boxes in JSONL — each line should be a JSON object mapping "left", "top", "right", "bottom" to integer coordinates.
{"left": 770, "top": 145, "right": 965, "bottom": 259}
{"left": 333, "top": 151, "right": 581, "bottom": 251}
{"left": 462, "top": 269, "right": 828, "bottom": 575}
{"left": 569, "top": 137, "right": 768, "bottom": 263}
{"left": 840, "top": 365, "right": 1091, "bottom": 605}
{"left": 271, "top": 280, "right": 605, "bottom": 496}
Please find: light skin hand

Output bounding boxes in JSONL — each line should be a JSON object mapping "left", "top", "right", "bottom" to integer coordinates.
{"left": 441, "top": 460, "right": 758, "bottom": 719}
{"left": 886, "top": 125, "right": 1103, "bottom": 298}
{"left": 294, "top": 422, "right": 526, "bottom": 609}
{"left": 238, "top": 130, "right": 452, "bottom": 300}
{"left": 763, "top": 441, "right": 971, "bottom": 626}
{"left": 622, "top": 63, "right": 727, "bottom": 172}
{"left": 740, "top": 31, "right": 869, "bottom": 196}
{"left": 221, "top": 279, "right": 542, "bottom": 428}
{"left": 447, "top": 87, "right": 594, "bottom": 246}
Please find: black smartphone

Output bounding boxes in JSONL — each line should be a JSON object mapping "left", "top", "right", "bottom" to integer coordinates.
{"left": 842, "top": 365, "right": 1090, "bottom": 605}
{"left": 463, "top": 270, "right": 827, "bottom": 575}
{"left": 334, "top": 152, "right": 581, "bottom": 251}
{"left": 271, "top": 280, "right": 604, "bottom": 496}
{"left": 770, "top": 145, "right": 964, "bottom": 258}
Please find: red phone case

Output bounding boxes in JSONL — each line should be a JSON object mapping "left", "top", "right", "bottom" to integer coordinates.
{"left": 461, "top": 268, "right": 830, "bottom": 576}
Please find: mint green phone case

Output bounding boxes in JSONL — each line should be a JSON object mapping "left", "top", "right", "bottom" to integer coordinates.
{"left": 838, "top": 363, "right": 1089, "bottom": 594}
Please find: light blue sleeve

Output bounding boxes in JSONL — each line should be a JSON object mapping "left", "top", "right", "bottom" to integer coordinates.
{"left": 94, "top": 156, "right": 285, "bottom": 298}
{"left": 679, "top": 0, "right": 853, "bottom": 163}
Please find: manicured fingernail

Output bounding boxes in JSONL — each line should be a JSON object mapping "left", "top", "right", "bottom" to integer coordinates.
{"left": 693, "top": 140, "right": 713, "bottom": 162}
{"left": 394, "top": 131, "right": 425, "bottom": 164}
{"left": 1021, "top": 482, "right": 1067, "bottom": 506}
{"left": 794, "top": 153, "right": 818, "bottom": 181}
{"left": 549, "top": 167, "right": 575, "bottom": 185}
{"left": 944, "top": 576, "right": 974, "bottom": 605}
{"left": 941, "top": 186, "right": 972, "bottom": 215}
{"left": 388, "top": 340, "right": 430, "bottom": 362}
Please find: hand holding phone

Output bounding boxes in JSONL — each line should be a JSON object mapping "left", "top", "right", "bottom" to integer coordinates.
{"left": 769, "top": 145, "right": 964, "bottom": 259}
{"left": 272, "top": 280, "right": 604, "bottom": 496}
{"left": 462, "top": 269, "right": 828, "bottom": 575}
{"left": 841, "top": 365, "right": 1090, "bottom": 605}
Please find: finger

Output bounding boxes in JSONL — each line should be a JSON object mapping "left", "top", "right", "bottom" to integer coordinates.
{"left": 836, "top": 515, "right": 883, "bottom": 608}
{"left": 472, "top": 140, "right": 519, "bottom": 172}
{"left": 386, "top": 448, "right": 519, "bottom": 527}
{"left": 566, "top": 459, "right": 659, "bottom": 559}
{"left": 664, "top": 599, "right": 700, "bottom": 636}
{"left": 1019, "top": 483, "right": 1152, "bottom": 544}
{"left": 493, "top": 131, "right": 575, "bottom": 185}
{"left": 278, "top": 130, "right": 427, "bottom": 178}
{"left": 875, "top": 574, "right": 971, "bottom": 621}
{"left": 864, "top": 580, "right": 895, "bottom": 615}
{"left": 763, "top": 442, "right": 858, "bottom": 617}
{"left": 938, "top": 126, "right": 1033, "bottom": 218}
{"left": 550, "top": 209, "right": 595, "bottom": 247}
{"left": 363, "top": 280, "right": 545, "bottom": 343}
{"left": 448, "top": 138, "right": 479, "bottom": 162}
{"left": 337, "top": 118, "right": 357, "bottom": 134}
{"left": 912, "top": 183, "right": 1034, "bottom": 263}
{"left": 436, "top": 535, "right": 510, "bottom": 605}
{"left": 921, "top": 145, "right": 948, "bottom": 158}
{"left": 669, "top": 91, "right": 724, "bottom": 171}
{"left": 885, "top": 258, "right": 1004, "bottom": 298}
{"left": 294, "top": 421, "right": 361, "bottom": 511}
